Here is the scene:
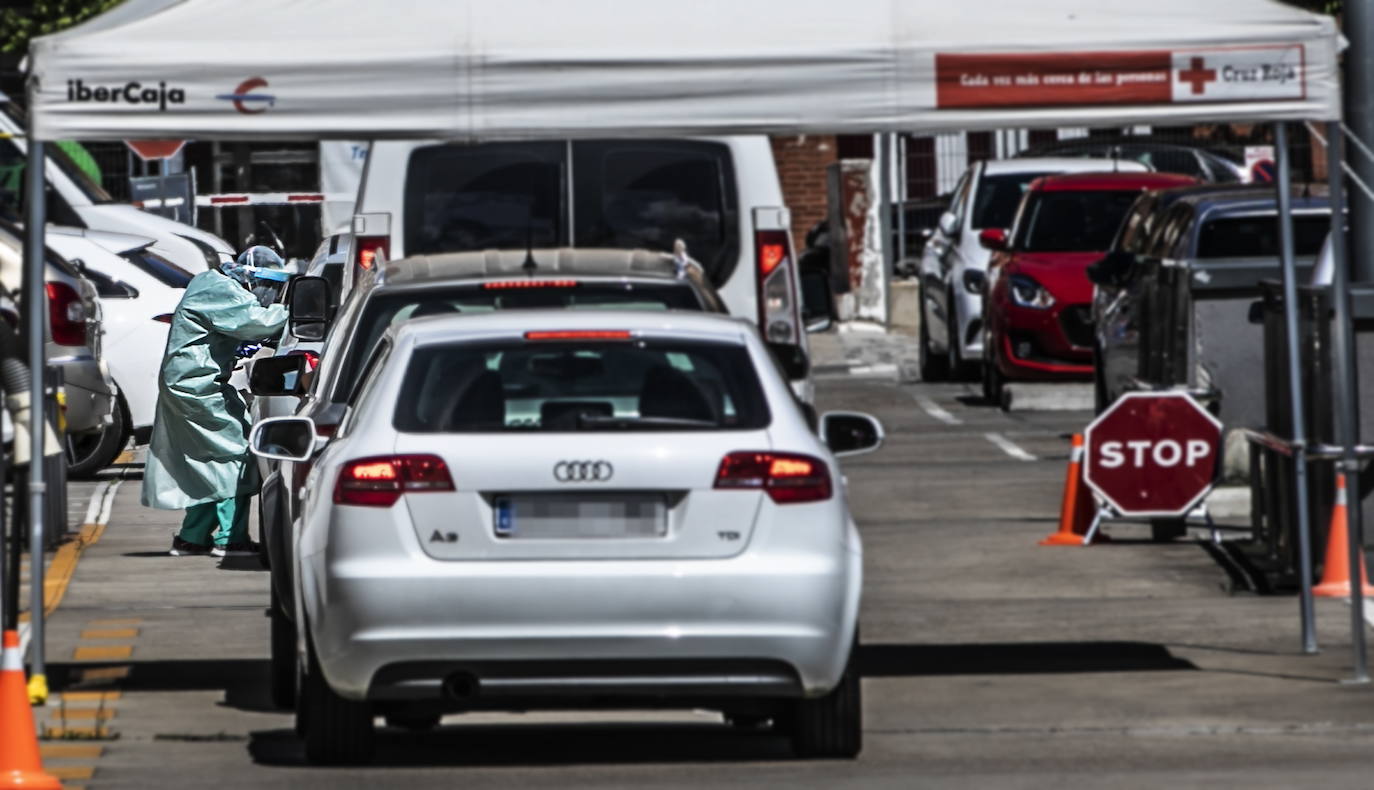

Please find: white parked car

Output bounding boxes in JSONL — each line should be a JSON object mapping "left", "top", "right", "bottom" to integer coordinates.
{"left": 917, "top": 157, "right": 1148, "bottom": 381}
{"left": 47, "top": 227, "right": 191, "bottom": 471}
{"left": 1, "top": 102, "right": 236, "bottom": 274}
{"left": 250, "top": 310, "right": 882, "bottom": 764}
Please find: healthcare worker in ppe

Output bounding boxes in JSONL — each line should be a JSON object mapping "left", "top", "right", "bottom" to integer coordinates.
{"left": 142, "top": 248, "right": 289, "bottom": 557}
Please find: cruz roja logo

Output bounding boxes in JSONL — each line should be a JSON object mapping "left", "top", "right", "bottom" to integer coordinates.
{"left": 66, "top": 80, "right": 185, "bottom": 110}
{"left": 216, "top": 77, "right": 275, "bottom": 114}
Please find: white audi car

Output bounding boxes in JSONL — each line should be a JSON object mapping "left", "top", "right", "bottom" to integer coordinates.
{"left": 250, "top": 310, "right": 882, "bottom": 764}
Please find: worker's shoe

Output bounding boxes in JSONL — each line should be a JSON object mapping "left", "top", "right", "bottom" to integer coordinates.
{"left": 212, "top": 541, "right": 260, "bottom": 558}
{"left": 169, "top": 536, "right": 212, "bottom": 556}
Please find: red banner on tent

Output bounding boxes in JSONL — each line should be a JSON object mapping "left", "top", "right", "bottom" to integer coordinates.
{"left": 935, "top": 46, "right": 1306, "bottom": 109}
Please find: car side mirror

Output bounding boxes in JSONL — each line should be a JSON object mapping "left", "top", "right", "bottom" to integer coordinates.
{"left": 1086, "top": 250, "right": 1135, "bottom": 287}
{"left": 800, "top": 267, "right": 835, "bottom": 333}
{"left": 248, "top": 354, "right": 309, "bottom": 397}
{"left": 937, "top": 211, "right": 959, "bottom": 237}
{"left": 288, "top": 275, "right": 331, "bottom": 341}
{"left": 978, "top": 228, "right": 1008, "bottom": 251}
{"left": 962, "top": 269, "right": 986, "bottom": 295}
{"left": 769, "top": 342, "right": 811, "bottom": 381}
{"left": 820, "top": 411, "right": 885, "bottom": 457}
{"left": 249, "top": 417, "right": 317, "bottom": 463}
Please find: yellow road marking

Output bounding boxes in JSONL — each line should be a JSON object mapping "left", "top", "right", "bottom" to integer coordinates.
{"left": 80, "top": 628, "right": 139, "bottom": 640}
{"left": 49, "top": 708, "right": 115, "bottom": 721}
{"left": 40, "top": 744, "right": 103, "bottom": 759}
{"left": 87, "top": 618, "right": 141, "bottom": 626}
{"left": 74, "top": 667, "right": 129, "bottom": 685}
{"left": 59, "top": 691, "right": 121, "bottom": 703}
{"left": 72, "top": 645, "right": 132, "bottom": 661}
{"left": 47, "top": 766, "right": 95, "bottom": 780}
{"left": 41, "top": 725, "right": 111, "bottom": 739}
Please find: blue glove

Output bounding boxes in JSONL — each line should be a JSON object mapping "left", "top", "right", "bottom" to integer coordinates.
{"left": 235, "top": 342, "right": 262, "bottom": 359}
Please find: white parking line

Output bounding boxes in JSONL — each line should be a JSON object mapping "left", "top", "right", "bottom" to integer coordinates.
{"left": 984, "top": 432, "right": 1037, "bottom": 461}
{"left": 913, "top": 395, "right": 962, "bottom": 425}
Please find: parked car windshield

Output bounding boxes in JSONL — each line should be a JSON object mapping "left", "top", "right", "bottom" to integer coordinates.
{"left": 393, "top": 338, "right": 770, "bottom": 433}
{"left": 333, "top": 282, "right": 707, "bottom": 403}
{"left": 120, "top": 248, "right": 192, "bottom": 288}
{"left": 971, "top": 173, "right": 1050, "bottom": 230}
{"left": 1195, "top": 214, "right": 1329, "bottom": 259}
{"left": 1016, "top": 190, "right": 1142, "bottom": 252}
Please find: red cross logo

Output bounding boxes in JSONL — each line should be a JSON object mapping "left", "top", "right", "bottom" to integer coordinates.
{"left": 1177, "top": 57, "right": 1217, "bottom": 96}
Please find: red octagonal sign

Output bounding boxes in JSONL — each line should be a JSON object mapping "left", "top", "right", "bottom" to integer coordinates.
{"left": 1084, "top": 392, "right": 1222, "bottom": 517}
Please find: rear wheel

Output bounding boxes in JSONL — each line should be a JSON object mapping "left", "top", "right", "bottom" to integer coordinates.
{"left": 918, "top": 292, "right": 949, "bottom": 382}
{"left": 66, "top": 395, "right": 129, "bottom": 479}
{"left": 299, "top": 642, "right": 375, "bottom": 765}
{"left": 982, "top": 343, "right": 1005, "bottom": 409}
{"left": 789, "top": 643, "right": 862, "bottom": 759}
{"left": 269, "top": 585, "right": 296, "bottom": 710}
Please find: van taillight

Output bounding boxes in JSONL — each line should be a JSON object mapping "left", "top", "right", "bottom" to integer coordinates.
{"left": 355, "top": 235, "right": 389, "bottom": 271}
{"left": 714, "top": 451, "right": 832, "bottom": 504}
{"left": 46, "top": 282, "right": 87, "bottom": 346}
{"left": 754, "top": 229, "right": 800, "bottom": 345}
{"left": 334, "top": 455, "right": 454, "bottom": 507}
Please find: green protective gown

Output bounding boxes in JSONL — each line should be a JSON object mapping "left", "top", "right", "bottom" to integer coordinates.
{"left": 141, "top": 269, "right": 288, "bottom": 510}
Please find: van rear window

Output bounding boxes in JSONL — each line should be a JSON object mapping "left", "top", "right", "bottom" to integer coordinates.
{"left": 403, "top": 140, "right": 739, "bottom": 286}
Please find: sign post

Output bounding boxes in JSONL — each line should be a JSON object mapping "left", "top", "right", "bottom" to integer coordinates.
{"left": 1082, "top": 392, "right": 1223, "bottom": 539}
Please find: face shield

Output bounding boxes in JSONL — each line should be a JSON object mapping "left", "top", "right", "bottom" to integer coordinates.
{"left": 234, "top": 245, "right": 292, "bottom": 306}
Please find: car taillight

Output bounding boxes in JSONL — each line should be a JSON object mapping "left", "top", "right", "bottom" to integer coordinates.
{"left": 288, "top": 349, "right": 320, "bottom": 371}
{"left": 354, "top": 235, "right": 389, "bottom": 271}
{"left": 46, "top": 282, "right": 87, "bottom": 346}
{"left": 334, "top": 454, "right": 454, "bottom": 507}
{"left": 755, "top": 228, "right": 800, "bottom": 345}
{"left": 714, "top": 451, "right": 832, "bottom": 504}
{"left": 152, "top": 313, "right": 174, "bottom": 324}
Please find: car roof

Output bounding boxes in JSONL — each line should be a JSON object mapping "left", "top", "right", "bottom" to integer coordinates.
{"left": 1032, "top": 172, "right": 1197, "bottom": 191}
{"left": 386, "top": 308, "right": 756, "bottom": 348}
{"left": 982, "top": 157, "right": 1149, "bottom": 176}
{"left": 1165, "top": 185, "right": 1329, "bottom": 214}
{"left": 377, "top": 247, "right": 700, "bottom": 286}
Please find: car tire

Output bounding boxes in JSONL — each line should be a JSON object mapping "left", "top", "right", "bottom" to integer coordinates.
{"left": 789, "top": 641, "right": 862, "bottom": 759}
{"left": 269, "top": 585, "right": 296, "bottom": 710}
{"left": 918, "top": 294, "right": 949, "bottom": 382}
{"left": 66, "top": 394, "right": 129, "bottom": 479}
{"left": 982, "top": 345, "right": 1005, "bottom": 409}
{"left": 1150, "top": 518, "right": 1188, "bottom": 543}
{"left": 384, "top": 713, "right": 442, "bottom": 732}
{"left": 299, "top": 642, "right": 375, "bottom": 765}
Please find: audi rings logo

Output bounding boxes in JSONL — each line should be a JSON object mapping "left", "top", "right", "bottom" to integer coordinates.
{"left": 553, "top": 460, "right": 614, "bottom": 483}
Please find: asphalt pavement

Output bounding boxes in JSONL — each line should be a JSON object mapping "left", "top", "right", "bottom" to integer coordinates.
{"left": 21, "top": 329, "right": 1374, "bottom": 789}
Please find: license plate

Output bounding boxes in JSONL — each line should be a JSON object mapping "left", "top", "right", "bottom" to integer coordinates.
{"left": 493, "top": 494, "right": 667, "bottom": 539}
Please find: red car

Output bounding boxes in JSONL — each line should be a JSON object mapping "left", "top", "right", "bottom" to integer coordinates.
{"left": 979, "top": 171, "right": 1196, "bottom": 406}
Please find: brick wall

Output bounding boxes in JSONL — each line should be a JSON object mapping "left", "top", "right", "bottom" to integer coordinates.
{"left": 770, "top": 135, "right": 838, "bottom": 246}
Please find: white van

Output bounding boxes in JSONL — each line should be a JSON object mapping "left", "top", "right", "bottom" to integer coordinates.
{"left": 0, "top": 103, "right": 236, "bottom": 274}
{"left": 348, "top": 137, "right": 831, "bottom": 396}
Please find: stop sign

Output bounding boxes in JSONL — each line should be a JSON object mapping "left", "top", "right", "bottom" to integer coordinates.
{"left": 125, "top": 140, "right": 186, "bottom": 161}
{"left": 1084, "top": 392, "right": 1222, "bottom": 517}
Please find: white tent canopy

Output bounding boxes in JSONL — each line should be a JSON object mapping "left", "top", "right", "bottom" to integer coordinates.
{"left": 26, "top": 0, "right": 1342, "bottom": 142}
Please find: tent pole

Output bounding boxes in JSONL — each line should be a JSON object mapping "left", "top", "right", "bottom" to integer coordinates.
{"left": 879, "top": 132, "right": 894, "bottom": 328}
{"left": 22, "top": 114, "right": 49, "bottom": 691}
{"left": 1324, "top": 121, "right": 1370, "bottom": 683}
{"left": 1275, "top": 122, "right": 1318, "bottom": 655}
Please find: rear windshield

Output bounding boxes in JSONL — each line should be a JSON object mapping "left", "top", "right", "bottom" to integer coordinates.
{"left": 394, "top": 339, "right": 770, "bottom": 433}
{"left": 1016, "top": 190, "right": 1142, "bottom": 252}
{"left": 404, "top": 140, "right": 738, "bottom": 285}
{"left": 120, "top": 248, "right": 192, "bottom": 288}
{"left": 1195, "top": 215, "right": 1329, "bottom": 259}
{"left": 333, "top": 282, "right": 705, "bottom": 402}
{"left": 971, "top": 172, "right": 1049, "bottom": 230}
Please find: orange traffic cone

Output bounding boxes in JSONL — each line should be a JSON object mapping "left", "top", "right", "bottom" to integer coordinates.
{"left": 1314, "top": 473, "right": 1374, "bottom": 598}
{"left": 0, "top": 630, "right": 61, "bottom": 790}
{"left": 1041, "top": 434, "right": 1102, "bottom": 546}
